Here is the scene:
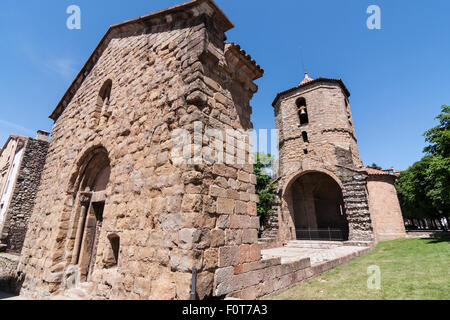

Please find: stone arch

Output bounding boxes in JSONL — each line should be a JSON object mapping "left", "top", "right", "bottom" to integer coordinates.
{"left": 59, "top": 145, "right": 112, "bottom": 283}
{"left": 90, "top": 80, "right": 113, "bottom": 128}
{"left": 97, "top": 79, "right": 112, "bottom": 114}
{"left": 282, "top": 168, "right": 344, "bottom": 196}
{"left": 67, "top": 145, "right": 112, "bottom": 194}
{"left": 296, "top": 97, "right": 309, "bottom": 125}
{"left": 282, "top": 169, "right": 349, "bottom": 241}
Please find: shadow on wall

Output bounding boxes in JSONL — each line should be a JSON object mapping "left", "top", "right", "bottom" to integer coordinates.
{"left": 0, "top": 255, "right": 24, "bottom": 295}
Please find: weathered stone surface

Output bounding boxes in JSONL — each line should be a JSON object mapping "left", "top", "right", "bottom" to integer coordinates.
{"left": 0, "top": 136, "right": 49, "bottom": 253}
{"left": 218, "top": 246, "right": 239, "bottom": 268}
{"left": 271, "top": 73, "right": 377, "bottom": 244}
{"left": 17, "top": 0, "right": 263, "bottom": 301}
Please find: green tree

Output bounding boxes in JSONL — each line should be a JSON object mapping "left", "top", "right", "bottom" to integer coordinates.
{"left": 396, "top": 106, "right": 450, "bottom": 222}
{"left": 253, "top": 153, "right": 277, "bottom": 225}
{"left": 424, "top": 105, "right": 450, "bottom": 157}
{"left": 367, "top": 163, "right": 383, "bottom": 170}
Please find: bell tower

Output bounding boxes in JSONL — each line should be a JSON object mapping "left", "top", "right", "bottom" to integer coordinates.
{"left": 272, "top": 73, "right": 373, "bottom": 243}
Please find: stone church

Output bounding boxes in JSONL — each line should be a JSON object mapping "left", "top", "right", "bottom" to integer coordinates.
{"left": 14, "top": 0, "right": 405, "bottom": 300}
{"left": 267, "top": 73, "right": 406, "bottom": 246}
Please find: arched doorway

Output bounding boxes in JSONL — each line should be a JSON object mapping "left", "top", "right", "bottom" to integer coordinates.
{"left": 70, "top": 148, "right": 111, "bottom": 282}
{"left": 285, "top": 172, "right": 349, "bottom": 241}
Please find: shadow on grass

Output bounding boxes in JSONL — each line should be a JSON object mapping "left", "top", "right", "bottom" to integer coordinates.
{"left": 419, "top": 235, "right": 450, "bottom": 244}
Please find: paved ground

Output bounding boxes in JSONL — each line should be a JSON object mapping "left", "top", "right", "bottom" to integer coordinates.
{"left": 261, "top": 241, "right": 368, "bottom": 265}
{"left": 1, "top": 241, "right": 370, "bottom": 300}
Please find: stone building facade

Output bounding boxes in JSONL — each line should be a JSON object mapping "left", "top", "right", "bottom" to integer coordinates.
{"left": 18, "top": 0, "right": 266, "bottom": 300}
{"left": 0, "top": 131, "right": 50, "bottom": 253}
{"left": 269, "top": 73, "right": 405, "bottom": 245}
{"left": 14, "top": 0, "right": 406, "bottom": 301}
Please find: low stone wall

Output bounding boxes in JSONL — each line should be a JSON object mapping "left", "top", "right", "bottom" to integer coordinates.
{"left": 0, "top": 253, "right": 22, "bottom": 294}
{"left": 214, "top": 245, "right": 371, "bottom": 300}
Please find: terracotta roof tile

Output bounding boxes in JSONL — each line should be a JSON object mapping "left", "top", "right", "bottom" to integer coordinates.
{"left": 299, "top": 72, "right": 313, "bottom": 86}
{"left": 364, "top": 167, "right": 398, "bottom": 177}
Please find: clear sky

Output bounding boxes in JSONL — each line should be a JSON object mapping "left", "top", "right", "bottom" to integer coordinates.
{"left": 1, "top": 0, "right": 449, "bottom": 170}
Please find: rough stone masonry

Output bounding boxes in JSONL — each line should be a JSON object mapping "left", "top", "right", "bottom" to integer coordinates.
{"left": 18, "top": 0, "right": 264, "bottom": 300}
{"left": 15, "top": 0, "right": 405, "bottom": 300}
{"left": 267, "top": 72, "right": 405, "bottom": 245}
{"left": 0, "top": 133, "right": 49, "bottom": 253}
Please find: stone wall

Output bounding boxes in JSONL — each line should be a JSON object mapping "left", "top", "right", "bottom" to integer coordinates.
{"left": 216, "top": 244, "right": 371, "bottom": 299}
{"left": 367, "top": 175, "right": 406, "bottom": 241}
{"left": 272, "top": 78, "right": 374, "bottom": 244}
{"left": 18, "top": 0, "right": 263, "bottom": 300}
{"left": 0, "top": 138, "right": 49, "bottom": 253}
{"left": 0, "top": 253, "right": 22, "bottom": 294}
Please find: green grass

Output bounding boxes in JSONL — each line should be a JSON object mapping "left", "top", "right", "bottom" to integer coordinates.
{"left": 269, "top": 238, "right": 450, "bottom": 300}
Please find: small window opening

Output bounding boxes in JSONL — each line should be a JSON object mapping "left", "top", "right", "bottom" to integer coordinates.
{"left": 296, "top": 98, "right": 309, "bottom": 125}
{"left": 303, "top": 149, "right": 308, "bottom": 155}
{"left": 104, "top": 233, "right": 120, "bottom": 268}
{"left": 97, "top": 80, "right": 112, "bottom": 115}
{"left": 302, "top": 131, "right": 309, "bottom": 143}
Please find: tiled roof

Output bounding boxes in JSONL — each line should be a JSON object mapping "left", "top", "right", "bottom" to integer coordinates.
{"left": 364, "top": 167, "right": 398, "bottom": 177}
{"left": 0, "top": 135, "right": 28, "bottom": 158}
{"left": 272, "top": 77, "right": 351, "bottom": 107}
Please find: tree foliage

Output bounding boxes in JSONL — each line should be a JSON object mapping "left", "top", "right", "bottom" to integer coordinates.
{"left": 253, "top": 153, "right": 277, "bottom": 223}
{"left": 395, "top": 106, "right": 450, "bottom": 219}
{"left": 424, "top": 105, "right": 450, "bottom": 158}
{"left": 367, "top": 163, "right": 383, "bottom": 170}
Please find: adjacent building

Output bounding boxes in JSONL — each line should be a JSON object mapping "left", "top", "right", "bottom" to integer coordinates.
{"left": 0, "top": 131, "right": 49, "bottom": 253}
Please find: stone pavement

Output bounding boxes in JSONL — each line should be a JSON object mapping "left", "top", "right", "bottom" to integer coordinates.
{"left": 261, "top": 241, "right": 369, "bottom": 265}
{"left": 0, "top": 241, "right": 371, "bottom": 300}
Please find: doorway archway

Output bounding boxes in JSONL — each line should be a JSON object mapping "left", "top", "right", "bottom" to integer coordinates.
{"left": 70, "top": 147, "right": 111, "bottom": 282}
{"left": 285, "top": 171, "right": 349, "bottom": 241}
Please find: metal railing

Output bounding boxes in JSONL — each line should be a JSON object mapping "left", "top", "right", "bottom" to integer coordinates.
{"left": 296, "top": 228, "right": 348, "bottom": 241}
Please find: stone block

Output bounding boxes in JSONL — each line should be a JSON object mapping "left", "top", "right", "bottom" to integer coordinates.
{"left": 218, "top": 246, "right": 239, "bottom": 268}
{"left": 217, "top": 198, "right": 234, "bottom": 215}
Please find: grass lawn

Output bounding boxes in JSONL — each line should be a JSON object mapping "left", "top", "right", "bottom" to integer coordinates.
{"left": 269, "top": 238, "right": 450, "bottom": 300}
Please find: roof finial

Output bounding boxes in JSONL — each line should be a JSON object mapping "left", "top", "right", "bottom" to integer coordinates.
{"left": 299, "top": 72, "right": 313, "bottom": 86}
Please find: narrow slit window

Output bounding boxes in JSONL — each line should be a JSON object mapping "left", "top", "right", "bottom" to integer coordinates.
{"left": 302, "top": 131, "right": 309, "bottom": 143}
{"left": 97, "top": 80, "right": 112, "bottom": 114}
{"left": 105, "top": 233, "right": 120, "bottom": 268}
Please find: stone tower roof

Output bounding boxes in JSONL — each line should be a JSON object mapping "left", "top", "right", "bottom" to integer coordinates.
{"left": 299, "top": 72, "right": 313, "bottom": 86}
{"left": 49, "top": 0, "right": 234, "bottom": 121}
{"left": 272, "top": 75, "right": 351, "bottom": 107}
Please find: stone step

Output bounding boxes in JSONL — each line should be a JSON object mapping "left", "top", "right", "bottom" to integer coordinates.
{"left": 286, "top": 240, "right": 345, "bottom": 249}
{"left": 343, "top": 241, "right": 373, "bottom": 247}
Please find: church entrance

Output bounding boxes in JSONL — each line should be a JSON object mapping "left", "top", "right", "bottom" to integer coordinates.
{"left": 70, "top": 148, "right": 111, "bottom": 282}
{"left": 286, "top": 172, "right": 349, "bottom": 241}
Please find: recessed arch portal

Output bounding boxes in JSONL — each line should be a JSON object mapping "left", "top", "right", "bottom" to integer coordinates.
{"left": 284, "top": 171, "right": 349, "bottom": 241}
{"left": 70, "top": 146, "right": 111, "bottom": 282}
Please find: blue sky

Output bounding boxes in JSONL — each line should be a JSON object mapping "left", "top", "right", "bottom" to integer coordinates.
{"left": 1, "top": 0, "right": 449, "bottom": 170}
